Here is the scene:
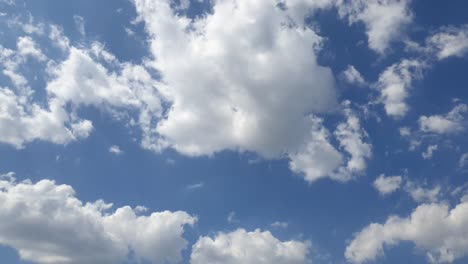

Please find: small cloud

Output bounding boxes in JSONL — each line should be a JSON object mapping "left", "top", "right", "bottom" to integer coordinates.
{"left": 271, "top": 221, "right": 288, "bottom": 228}
{"left": 341, "top": 65, "right": 367, "bottom": 87}
{"left": 227, "top": 211, "right": 239, "bottom": 224}
{"left": 165, "top": 158, "right": 176, "bottom": 165}
{"left": 186, "top": 182, "right": 204, "bottom": 190}
{"left": 109, "top": 145, "right": 123, "bottom": 155}
{"left": 422, "top": 144, "right": 438, "bottom": 160}
{"left": 373, "top": 174, "right": 402, "bottom": 196}
{"left": 73, "top": 15, "right": 85, "bottom": 35}
{"left": 405, "top": 181, "right": 441, "bottom": 203}
{"left": 459, "top": 153, "right": 468, "bottom": 168}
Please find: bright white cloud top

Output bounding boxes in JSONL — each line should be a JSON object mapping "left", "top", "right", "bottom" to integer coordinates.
{"left": 0, "top": 172, "right": 196, "bottom": 264}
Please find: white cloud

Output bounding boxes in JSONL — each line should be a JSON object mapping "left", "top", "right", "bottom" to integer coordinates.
{"left": 332, "top": 105, "right": 372, "bottom": 181}
{"left": 373, "top": 174, "right": 402, "bottom": 195}
{"left": 419, "top": 104, "right": 467, "bottom": 134}
{"left": 227, "top": 211, "right": 239, "bottom": 224}
{"left": 133, "top": 0, "right": 337, "bottom": 159}
{"left": 341, "top": 65, "right": 367, "bottom": 87}
{"left": 337, "top": 0, "right": 413, "bottom": 54}
{"left": 405, "top": 182, "right": 441, "bottom": 203}
{"left": 109, "top": 145, "right": 123, "bottom": 155}
{"left": 346, "top": 200, "right": 468, "bottom": 263}
{"left": 190, "top": 228, "right": 311, "bottom": 264}
{"left": 271, "top": 221, "right": 289, "bottom": 228}
{"left": 289, "top": 103, "right": 371, "bottom": 182}
{"left": 0, "top": 172, "right": 196, "bottom": 264}
{"left": 0, "top": 87, "right": 92, "bottom": 148}
{"left": 288, "top": 117, "right": 343, "bottom": 182}
{"left": 186, "top": 182, "right": 204, "bottom": 190}
{"left": 427, "top": 25, "right": 468, "bottom": 60}
{"left": 73, "top": 15, "right": 86, "bottom": 35}
{"left": 17, "top": 36, "right": 47, "bottom": 61}
{"left": 376, "top": 59, "right": 426, "bottom": 118}
{"left": 422, "top": 144, "right": 438, "bottom": 159}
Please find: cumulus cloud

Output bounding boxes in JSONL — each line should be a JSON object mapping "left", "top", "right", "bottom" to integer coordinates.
{"left": 0, "top": 87, "right": 92, "bottom": 148}
{"left": 346, "top": 200, "right": 468, "bottom": 263}
{"left": 373, "top": 174, "right": 402, "bottom": 195}
{"left": 0, "top": 172, "right": 196, "bottom": 264}
{"left": 376, "top": 59, "right": 426, "bottom": 118}
{"left": 190, "top": 228, "right": 311, "bottom": 264}
{"left": 133, "top": 0, "right": 337, "bottom": 159}
{"left": 419, "top": 104, "right": 467, "bottom": 134}
{"left": 405, "top": 182, "right": 441, "bottom": 203}
{"left": 337, "top": 0, "right": 413, "bottom": 54}
{"left": 289, "top": 103, "right": 371, "bottom": 182}
{"left": 17, "top": 36, "right": 47, "bottom": 61}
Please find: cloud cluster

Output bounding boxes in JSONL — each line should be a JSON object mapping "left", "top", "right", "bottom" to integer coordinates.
{"left": 0, "top": 173, "right": 196, "bottom": 264}
{"left": 191, "top": 228, "right": 310, "bottom": 264}
{"left": 346, "top": 200, "right": 468, "bottom": 264}
{"left": 337, "top": 0, "right": 413, "bottom": 54}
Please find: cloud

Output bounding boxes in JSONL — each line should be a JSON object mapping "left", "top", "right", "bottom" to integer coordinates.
{"left": 376, "top": 59, "right": 426, "bottom": 118}
{"left": 271, "top": 221, "right": 289, "bottom": 228}
{"left": 73, "top": 15, "right": 86, "bottom": 35}
{"left": 109, "top": 145, "right": 123, "bottom": 155}
{"left": 289, "top": 103, "right": 371, "bottom": 182}
{"left": 346, "top": 200, "right": 468, "bottom": 263}
{"left": 405, "top": 181, "right": 441, "bottom": 203}
{"left": 227, "top": 211, "right": 239, "bottom": 224}
{"left": 0, "top": 87, "right": 92, "bottom": 148}
{"left": 190, "top": 228, "right": 311, "bottom": 264}
{"left": 422, "top": 144, "right": 438, "bottom": 160}
{"left": 373, "top": 174, "right": 402, "bottom": 195}
{"left": 0, "top": 172, "right": 196, "bottom": 264}
{"left": 419, "top": 104, "right": 467, "bottom": 134}
{"left": 427, "top": 25, "right": 468, "bottom": 60}
{"left": 459, "top": 153, "right": 468, "bottom": 168}
{"left": 133, "top": 0, "right": 337, "bottom": 159}
{"left": 186, "top": 182, "right": 204, "bottom": 190}
{"left": 17, "top": 36, "right": 47, "bottom": 61}
{"left": 341, "top": 65, "right": 367, "bottom": 87}
{"left": 337, "top": 0, "right": 413, "bottom": 54}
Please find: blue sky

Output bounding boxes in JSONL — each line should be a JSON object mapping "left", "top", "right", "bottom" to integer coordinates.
{"left": 0, "top": 0, "right": 468, "bottom": 263}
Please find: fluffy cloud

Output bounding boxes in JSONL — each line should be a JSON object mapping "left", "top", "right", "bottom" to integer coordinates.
{"left": 132, "top": 0, "right": 375, "bottom": 182}
{"left": 373, "top": 174, "right": 402, "bottom": 195}
{"left": 345, "top": 200, "right": 468, "bottom": 263}
{"left": 419, "top": 104, "right": 467, "bottom": 134}
{"left": 0, "top": 87, "right": 92, "bottom": 148}
{"left": 190, "top": 228, "right": 310, "bottom": 264}
{"left": 17, "top": 36, "right": 46, "bottom": 61}
{"left": 405, "top": 182, "right": 441, "bottom": 203}
{"left": 337, "top": 0, "right": 413, "bottom": 54}
{"left": 289, "top": 104, "right": 372, "bottom": 182}
{"left": 0, "top": 172, "right": 196, "bottom": 264}
{"left": 427, "top": 25, "right": 468, "bottom": 60}
{"left": 376, "top": 59, "right": 426, "bottom": 118}
{"left": 134, "top": 0, "right": 337, "bottom": 158}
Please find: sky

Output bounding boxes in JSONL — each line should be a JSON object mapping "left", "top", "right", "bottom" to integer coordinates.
{"left": 0, "top": 0, "right": 468, "bottom": 263}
